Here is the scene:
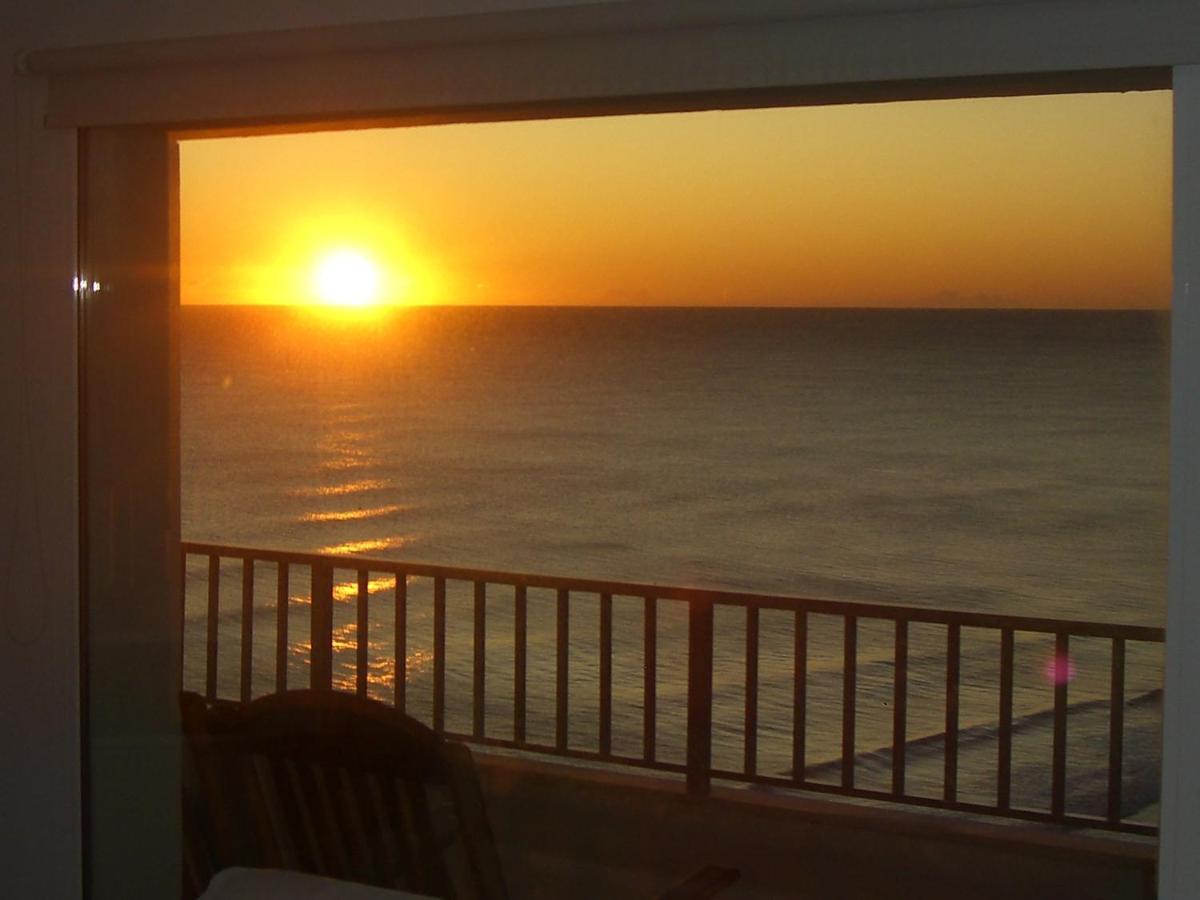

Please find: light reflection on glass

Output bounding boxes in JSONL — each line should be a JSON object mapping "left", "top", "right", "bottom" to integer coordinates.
{"left": 1043, "top": 650, "right": 1078, "bottom": 685}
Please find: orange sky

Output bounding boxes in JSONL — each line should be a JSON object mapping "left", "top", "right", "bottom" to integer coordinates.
{"left": 180, "top": 90, "right": 1172, "bottom": 309}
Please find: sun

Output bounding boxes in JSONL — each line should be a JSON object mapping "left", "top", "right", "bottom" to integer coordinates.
{"left": 311, "top": 249, "right": 381, "bottom": 307}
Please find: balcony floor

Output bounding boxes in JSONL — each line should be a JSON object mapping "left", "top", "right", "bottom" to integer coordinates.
{"left": 475, "top": 754, "right": 1157, "bottom": 900}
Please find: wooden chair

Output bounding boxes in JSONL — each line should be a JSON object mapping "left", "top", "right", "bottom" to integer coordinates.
{"left": 182, "top": 690, "right": 738, "bottom": 900}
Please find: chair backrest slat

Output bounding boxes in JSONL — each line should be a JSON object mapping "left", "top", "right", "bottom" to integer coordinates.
{"left": 246, "top": 753, "right": 294, "bottom": 871}
{"left": 342, "top": 768, "right": 387, "bottom": 886}
{"left": 363, "top": 772, "right": 407, "bottom": 888}
{"left": 281, "top": 755, "right": 327, "bottom": 875}
{"left": 310, "top": 761, "right": 355, "bottom": 876}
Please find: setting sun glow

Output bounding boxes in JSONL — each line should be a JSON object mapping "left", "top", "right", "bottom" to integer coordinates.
{"left": 312, "top": 249, "right": 381, "bottom": 307}
{"left": 181, "top": 91, "right": 1170, "bottom": 309}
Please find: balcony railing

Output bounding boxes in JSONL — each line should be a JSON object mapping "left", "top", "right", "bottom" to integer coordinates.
{"left": 181, "top": 541, "right": 1163, "bottom": 836}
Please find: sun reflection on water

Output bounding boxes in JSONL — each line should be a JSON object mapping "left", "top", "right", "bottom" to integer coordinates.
{"left": 319, "top": 456, "right": 375, "bottom": 472}
{"left": 291, "top": 635, "right": 434, "bottom": 693}
{"left": 292, "top": 479, "right": 388, "bottom": 498}
{"left": 301, "top": 504, "right": 403, "bottom": 523}
{"left": 319, "top": 536, "right": 413, "bottom": 556}
{"left": 332, "top": 575, "right": 397, "bottom": 603}
{"left": 317, "top": 430, "right": 375, "bottom": 453}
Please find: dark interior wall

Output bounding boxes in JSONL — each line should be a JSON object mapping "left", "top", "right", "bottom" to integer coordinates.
{"left": 80, "top": 126, "right": 181, "bottom": 900}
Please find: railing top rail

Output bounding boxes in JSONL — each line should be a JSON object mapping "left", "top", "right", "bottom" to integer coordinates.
{"left": 181, "top": 540, "right": 1164, "bottom": 642}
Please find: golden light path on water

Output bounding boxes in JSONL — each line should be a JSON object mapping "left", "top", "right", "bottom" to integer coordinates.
{"left": 320, "top": 457, "right": 374, "bottom": 472}
{"left": 287, "top": 567, "right": 435, "bottom": 693}
{"left": 330, "top": 575, "right": 398, "bottom": 602}
{"left": 292, "top": 479, "right": 388, "bottom": 498}
{"left": 284, "top": 574, "right": 401, "bottom": 605}
{"left": 318, "top": 536, "right": 413, "bottom": 556}
{"left": 291, "top": 636, "right": 434, "bottom": 693}
{"left": 301, "top": 504, "right": 403, "bottom": 523}
{"left": 318, "top": 429, "right": 374, "bottom": 452}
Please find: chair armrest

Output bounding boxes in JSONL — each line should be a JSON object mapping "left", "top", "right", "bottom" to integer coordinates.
{"left": 656, "top": 865, "right": 740, "bottom": 900}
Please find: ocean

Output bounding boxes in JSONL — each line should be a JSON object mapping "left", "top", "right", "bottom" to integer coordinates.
{"left": 181, "top": 306, "right": 1168, "bottom": 821}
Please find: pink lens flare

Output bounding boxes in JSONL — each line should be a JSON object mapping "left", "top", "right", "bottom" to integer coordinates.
{"left": 1043, "top": 651, "right": 1077, "bottom": 685}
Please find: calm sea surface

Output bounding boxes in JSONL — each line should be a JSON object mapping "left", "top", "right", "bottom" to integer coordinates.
{"left": 182, "top": 306, "right": 1169, "bottom": 818}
